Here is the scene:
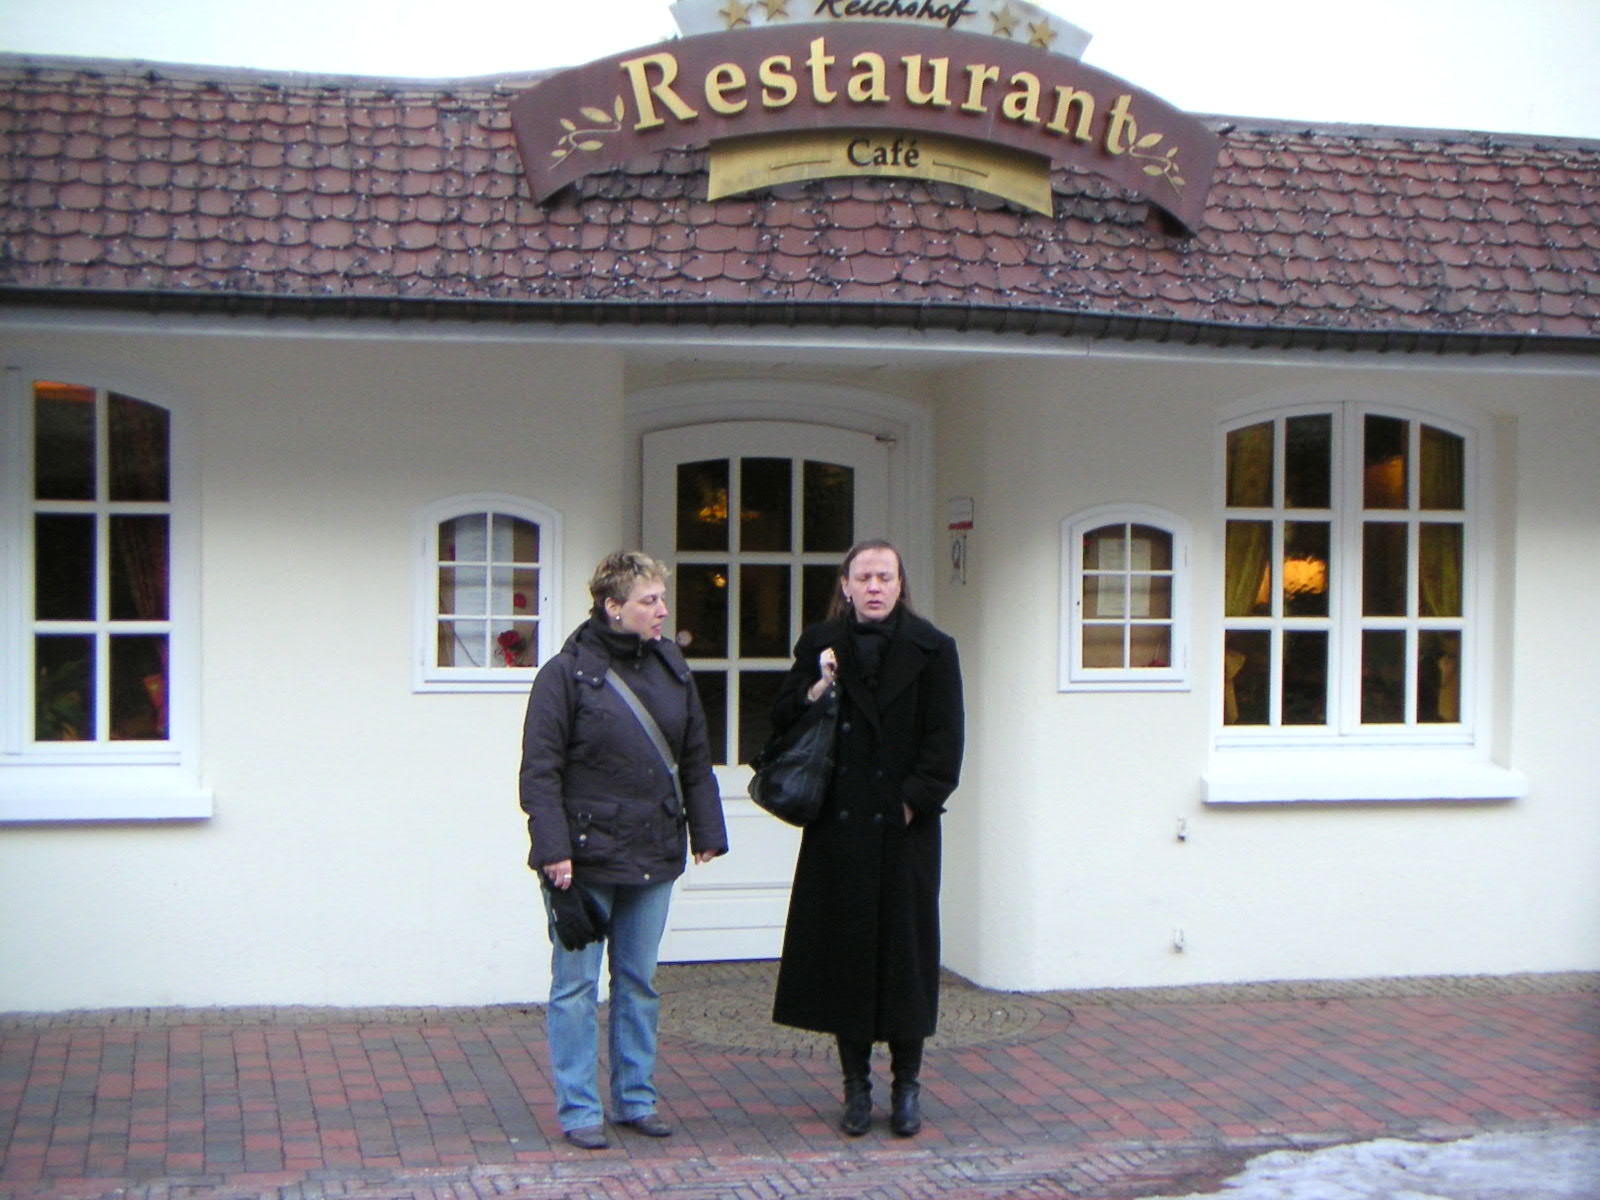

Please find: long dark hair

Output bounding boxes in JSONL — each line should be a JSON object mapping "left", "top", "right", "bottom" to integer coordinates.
{"left": 826, "top": 538, "right": 913, "bottom": 621}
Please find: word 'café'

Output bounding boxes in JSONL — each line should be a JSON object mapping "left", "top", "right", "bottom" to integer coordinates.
{"left": 0, "top": 0, "right": 1596, "bottom": 1015}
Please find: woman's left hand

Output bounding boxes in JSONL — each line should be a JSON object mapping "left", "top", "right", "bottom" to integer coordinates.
{"left": 693, "top": 850, "right": 718, "bottom": 864}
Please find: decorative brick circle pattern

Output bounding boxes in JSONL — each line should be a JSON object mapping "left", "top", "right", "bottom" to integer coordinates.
{"left": 657, "top": 961, "right": 1072, "bottom": 1055}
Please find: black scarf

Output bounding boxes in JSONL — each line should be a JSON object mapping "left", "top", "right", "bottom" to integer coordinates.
{"left": 848, "top": 606, "right": 901, "bottom": 691}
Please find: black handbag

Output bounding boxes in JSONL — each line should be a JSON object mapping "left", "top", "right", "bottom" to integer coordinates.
{"left": 747, "top": 687, "right": 838, "bottom": 827}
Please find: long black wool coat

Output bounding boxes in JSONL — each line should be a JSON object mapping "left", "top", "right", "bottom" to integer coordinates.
{"left": 769, "top": 608, "right": 964, "bottom": 1043}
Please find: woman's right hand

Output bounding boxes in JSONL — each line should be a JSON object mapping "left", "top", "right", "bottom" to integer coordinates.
{"left": 543, "top": 859, "right": 574, "bottom": 890}
{"left": 807, "top": 648, "right": 838, "bottom": 703}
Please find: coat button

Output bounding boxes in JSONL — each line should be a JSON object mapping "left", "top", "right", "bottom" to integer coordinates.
{"left": 872, "top": 813, "right": 883, "bottom": 826}
{"left": 838, "top": 810, "right": 850, "bottom": 821}
{"left": 643, "top": 872, "right": 651, "bottom": 881}
{"left": 841, "top": 722, "right": 852, "bottom": 733}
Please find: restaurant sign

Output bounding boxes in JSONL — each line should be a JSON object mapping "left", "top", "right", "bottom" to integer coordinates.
{"left": 509, "top": 8, "right": 1219, "bottom": 230}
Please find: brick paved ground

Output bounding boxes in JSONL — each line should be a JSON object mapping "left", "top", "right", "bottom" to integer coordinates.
{"left": 2, "top": 966, "right": 1597, "bottom": 1200}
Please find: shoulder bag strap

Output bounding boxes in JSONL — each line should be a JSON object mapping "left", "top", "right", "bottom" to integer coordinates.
{"left": 604, "top": 668, "right": 686, "bottom": 810}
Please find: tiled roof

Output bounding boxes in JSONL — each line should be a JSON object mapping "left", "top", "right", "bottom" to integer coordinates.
{"left": 3, "top": 56, "right": 1598, "bottom": 354}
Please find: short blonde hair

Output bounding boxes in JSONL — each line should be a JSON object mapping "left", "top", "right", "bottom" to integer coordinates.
{"left": 589, "top": 550, "right": 670, "bottom": 611}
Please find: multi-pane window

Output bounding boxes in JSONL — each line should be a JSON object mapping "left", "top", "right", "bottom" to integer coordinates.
{"left": 1060, "top": 505, "right": 1190, "bottom": 691}
{"left": 672, "top": 455, "right": 856, "bottom": 765}
{"left": 29, "top": 382, "right": 172, "bottom": 745}
{"left": 416, "top": 496, "right": 560, "bottom": 692}
{"left": 1222, "top": 406, "right": 1470, "bottom": 735}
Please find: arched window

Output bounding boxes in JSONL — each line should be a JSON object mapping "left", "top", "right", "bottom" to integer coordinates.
{"left": 1060, "top": 504, "right": 1191, "bottom": 692}
{"left": 1, "top": 372, "right": 206, "bottom": 820}
{"left": 414, "top": 494, "right": 562, "bottom": 692}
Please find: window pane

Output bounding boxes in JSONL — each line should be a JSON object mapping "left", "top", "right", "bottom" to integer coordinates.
{"left": 802, "top": 564, "right": 836, "bottom": 628}
{"left": 739, "top": 670, "right": 786, "bottom": 765}
{"left": 438, "top": 620, "right": 486, "bottom": 667}
{"left": 1083, "top": 524, "right": 1127, "bottom": 570}
{"left": 1226, "top": 422, "right": 1274, "bottom": 508}
{"left": 35, "top": 514, "right": 95, "bottom": 620}
{"left": 1130, "top": 525, "right": 1173, "bottom": 570}
{"left": 694, "top": 670, "right": 728, "bottom": 766}
{"left": 1134, "top": 575, "right": 1172, "bottom": 619}
{"left": 1419, "top": 524, "right": 1463, "bottom": 617}
{"left": 1223, "top": 630, "right": 1269, "bottom": 725}
{"left": 1129, "top": 624, "right": 1171, "bottom": 669}
{"left": 675, "top": 563, "right": 728, "bottom": 658}
{"left": 1283, "top": 521, "right": 1330, "bottom": 618}
{"left": 1284, "top": 414, "right": 1332, "bottom": 509}
{"left": 1362, "top": 523, "right": 1408, "bottom": 617}
{"left": 108, "top": 394, "right": 170, "bottom": 503}
{"left": 110, "top": 634, "right": 168, "bottom": 740}
{"left": 1282, "top": 630, "right": 1328, "bottom": 725}
{"left": 110, "top": 515, "right": 170, "bottom": 621}
{"left": 1419, "top": 631, "right": 1462, "bottom": 724}
{"left": 803, "top": 461, "right": 855, "bottom": 553}
{"left": 678, "top": 460, "right": 730, "bottom": 552}
{"left": 35, "top": 634, "right": 95, "bottom": 741}
{"left": 741, "top": 458, "right": 792, "bottom": 552}
{"left": 439, "top": 515, "right": 487, "bottom": 562}
{"left": 1361, "top": 630, "right": 1407, "bottom": 723}
{"left": 491, "top": 514, "right": 534, "bottom": 561}
{"left": 1364, "top": 415, "right": 1409, "bottom": 509}
{"left": 508, "top": 568, "right": 541, "bottom": 618}
{"left": 1224, "top": 520, "right": 1271, "bottom": 617}
{"left": 1082, "top": 574, "right": 1125, "bottom": 619}
{"left": 1082, "top": 625, "right": 1124, "bottom": 668}
{"left": 491, "top": 620, "right": 535, "bottom": 668}
{"left": 34, "top": 382, "right": 96, "bottom": 502}
{"left": 509, "top": 516, "right": 541, "bottom": 562}
{"left": 740, "top": 564, "right": 790, "bottom": 658}
{"left": 1420, "top": 425, "right": 1465, "bottom": 510}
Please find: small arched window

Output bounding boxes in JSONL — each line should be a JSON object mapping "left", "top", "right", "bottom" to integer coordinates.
{"left": 1060, "top": 504, "right": 1191, "bottom": 692}
{"left": 414, "top": 494, "right": 562, "bottom": 693}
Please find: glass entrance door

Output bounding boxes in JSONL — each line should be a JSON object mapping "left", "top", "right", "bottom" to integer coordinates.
{"left": 643, "top": 421, "right": 889, "bottom": 959}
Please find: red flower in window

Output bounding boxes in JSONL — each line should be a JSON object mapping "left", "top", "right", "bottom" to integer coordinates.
{"left": 498, "top": 628, "right": 529, "bottom": 666}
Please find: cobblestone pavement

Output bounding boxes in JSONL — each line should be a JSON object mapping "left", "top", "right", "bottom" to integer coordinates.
{"left": 2, "top": 964, "right": 1597, "bottom": 1199}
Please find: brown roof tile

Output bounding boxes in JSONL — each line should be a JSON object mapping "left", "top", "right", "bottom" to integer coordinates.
{"left": 2, "top": 57, "right": 1598, "bottom": 351}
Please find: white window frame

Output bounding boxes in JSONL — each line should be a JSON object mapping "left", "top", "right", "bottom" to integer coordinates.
{"left": 413, "top": 493, "right": 562, "bottom": 694}
{"left": 0, "top": 366, "right": 209, "bottom": 822}
{"left": 1059, "top": 503, "right": 1191, "bottom": 692}
{"left": 1206, "top": 395, "right": 1526, "bottom": 804}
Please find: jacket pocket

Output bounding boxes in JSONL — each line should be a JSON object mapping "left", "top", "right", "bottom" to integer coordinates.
{"left": 566, "top": 797, "right": 621, "bottom": 865}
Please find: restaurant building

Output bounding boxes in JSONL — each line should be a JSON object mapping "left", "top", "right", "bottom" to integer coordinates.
{"left": 2, "top": 1, "right": 1597, "bottom": 1009}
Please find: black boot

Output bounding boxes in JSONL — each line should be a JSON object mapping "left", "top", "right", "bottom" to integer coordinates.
{"left": 837, "top": 1037, "right": 872, "bottom": 1136}
{"left": 889, "top": 1038, "right": 923, "bottom": 1137}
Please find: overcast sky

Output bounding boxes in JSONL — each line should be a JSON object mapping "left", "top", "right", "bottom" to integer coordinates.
{"left": 2, "top": 1, "right": 1596, "bottom": 138}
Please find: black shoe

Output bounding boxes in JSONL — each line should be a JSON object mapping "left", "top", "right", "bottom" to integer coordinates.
{"left": 563, "top": 1124, "right": 609, "bottom": 1150}
{"left": 618, "top": 1113, "right": 673, "bottom": 1138}
{"left": 840, "top": 1079, "right": 872, "bottom": 1136}
{"left": 890, "top": 1083, "right": 922, "bottom": 1137}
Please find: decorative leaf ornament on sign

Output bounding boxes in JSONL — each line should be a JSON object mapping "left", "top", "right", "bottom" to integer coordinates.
{"left": 510, "top": 2, "right": 1218, "bottom": 230}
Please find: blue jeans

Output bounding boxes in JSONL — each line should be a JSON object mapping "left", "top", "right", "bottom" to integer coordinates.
{"left": 541, "top": 878, "right": 675, "bottom": 1131}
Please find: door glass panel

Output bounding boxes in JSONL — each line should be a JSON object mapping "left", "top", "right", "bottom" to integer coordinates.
{"left": 34, "top": 382, "right": 96, "bottom": 502}
{"left": 108, "top": 393, "right": 170, "bottom": 503}
{"left": 1284, "top": 414, "right": 1332, "bottom": 509}
{"left": 803, "top": 460, "right": 855, "bottom": 552}
{"left": 740, "top": 564, "right": 790, "bottom": 658}
{"left": 675, "top": 563, "right": 729, "bottom": 658}
{"left": 1283, "top": 521, "right": 1330, "bottom": 617}
{"left": 1420, "top": 425, "right": 1465, "bottom": 510}
{"left": 1224, "top": 520, "right": 1271, "bottom": 617}
{"left": 740, "top": 458, "right": 792, "bottom": 552}
{"left": 111, "top": 634, "right": 168, "bottom": 740}
{"left": 1419, "top": 631, "right": 1462, "bottom": 724}
{"left": 694, "top": 670, "right": 728, "bottom": 766}
{"left": 35, "top": 634, "right": 95, "bottom": 741}
{"left": 1225, "top": 421, "right": 1273, "bottom": 508}
{"left": 35, "top": 514, "right": 95, "bottom": 620}
{"left": 738, "top": 670, "right": 787, "bottom": 765}
{"left": 678, "top": 460, "right": 730, "bottom": 552}
{"left": 1129, "top": 624, "right": 1171, "bottom": 669}
{"left": 1282, "top": 630, "right": 1328, "bottom": 725}
{"left": 1364, "top": 415, "right": 1409, "bottom": 509}
{"left": 802, "top": 564, "right": 837, "bottom": 628}
{"left": 1223, "top": 630, "right": 1269, "bottom": 725}
{"left": 1418, "top": 524, "right": 1463, "bottom": 617}
{"left": 1361, "top": 630, "right": 1407, "bottom": 723}
{"left": 110, "top": 515, "right": 170, "bottom": 621}
{"left": 1362, "top": 523, "right": 1408, "bottom": 616}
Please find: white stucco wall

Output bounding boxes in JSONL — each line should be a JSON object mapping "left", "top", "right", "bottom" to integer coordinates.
{"left": 932, "top": 352, "right": 1600, "bottom": 991}
{"left": 1, "top": 320, "right": 625, "bottom": 1008}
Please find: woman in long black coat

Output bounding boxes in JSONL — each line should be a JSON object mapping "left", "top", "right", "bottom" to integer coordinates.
{"left": 768, "top": 539, "right": 964, "bottom": 1138}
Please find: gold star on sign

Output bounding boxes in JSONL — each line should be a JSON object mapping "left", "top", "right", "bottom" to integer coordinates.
{"left": 990, "top": 3, "right": 1017, "bottom": 38}
{"left": 759, "top": 0, "right": 790, "bottom": 18}
{"left": 1026, "top": 19, "right": 1058, "bottom": 49}
{"left": 721, "top": 0, "right": 752, "bottom": 27}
